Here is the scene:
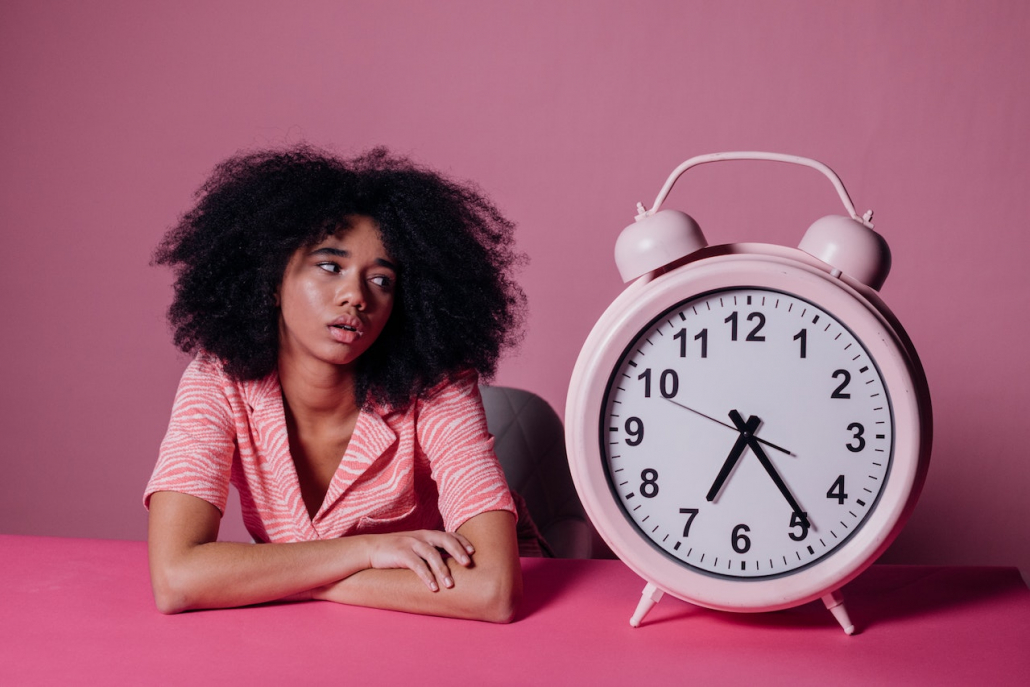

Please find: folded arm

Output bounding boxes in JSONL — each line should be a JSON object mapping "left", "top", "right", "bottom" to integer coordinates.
{"left": 147, "top": 491, "right": 520, "bottom": 622}
{"left": 312, "top": 509, "right": 521, "bottom": 623}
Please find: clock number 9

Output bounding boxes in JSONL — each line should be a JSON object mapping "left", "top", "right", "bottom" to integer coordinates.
{"left": 637, "top": 368, "right": 679, "bottom": 399}
{"left": 640, "top": 468, "right": 659, "bottom": 498}
{"left": 731, "top": 524, "right": 752, "bottom": 554}
{"left": 625, "top": 417, "right": 644, "bottom": 446}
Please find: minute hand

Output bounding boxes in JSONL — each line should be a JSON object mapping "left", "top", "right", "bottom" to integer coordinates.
{"left": 729, "top": 411, "right": 807, "bottom": 519}
{"left": 736, "top": 421, "right": 807, "bottom": 519}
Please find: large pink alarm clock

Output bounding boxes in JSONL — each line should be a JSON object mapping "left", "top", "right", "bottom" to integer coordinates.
{"left": 565, "top": 152, "right": 932, "bottom": 634}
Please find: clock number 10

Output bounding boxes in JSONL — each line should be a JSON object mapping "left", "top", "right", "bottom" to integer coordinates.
{"left": 637, "top": 368, "right": 679, "bottom": 399}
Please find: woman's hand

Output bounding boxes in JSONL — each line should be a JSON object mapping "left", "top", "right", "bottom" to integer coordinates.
{"left": 362, "top": 530, "right": 476, "bottom": 591}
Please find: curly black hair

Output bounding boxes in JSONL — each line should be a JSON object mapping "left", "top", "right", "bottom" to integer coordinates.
{"left": 154, "top": 145, "right": 526, "bottom": 408}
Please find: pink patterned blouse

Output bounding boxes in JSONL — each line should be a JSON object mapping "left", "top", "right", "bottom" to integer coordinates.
{"left": 145, "top": 354, "right": 516, "bottom": 542}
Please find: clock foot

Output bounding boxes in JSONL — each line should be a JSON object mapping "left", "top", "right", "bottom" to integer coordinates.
{"left": 822, "top": 590, "right": 856, "bottom": 635}
{"left": 630, "top": 582, "right": 664, "bottom": 627}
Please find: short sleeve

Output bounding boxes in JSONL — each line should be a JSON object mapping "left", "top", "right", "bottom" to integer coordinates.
{"left": 416, "top": 371, "right": 517, "bottom": 532}
{"left": 143, "top": 355, "right": 237, "bottom": 513}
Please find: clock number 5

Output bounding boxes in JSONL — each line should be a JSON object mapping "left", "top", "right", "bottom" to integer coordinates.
{"left": 789, "top": 511, "right": 810, "bottom": 541}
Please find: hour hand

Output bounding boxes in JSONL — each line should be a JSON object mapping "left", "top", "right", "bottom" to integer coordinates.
{"left": 706, "top": 412, "right": 760, "bottom": 502}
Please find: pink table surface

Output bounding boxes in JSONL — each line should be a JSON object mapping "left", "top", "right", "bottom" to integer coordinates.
{"left": 1, "top": 535, "right": 1028, "bottom": 686}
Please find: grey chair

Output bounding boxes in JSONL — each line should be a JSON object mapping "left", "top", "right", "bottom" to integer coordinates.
{"left": 479, "top": 385, "right": 597, "bottom": 559}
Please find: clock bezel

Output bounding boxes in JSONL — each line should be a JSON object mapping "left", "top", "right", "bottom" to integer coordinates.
{"left": 598, "top": 284, "right": 894, "bottom": 581}
{"left": 566, "top": 245, "right": 931, "bottom": 612}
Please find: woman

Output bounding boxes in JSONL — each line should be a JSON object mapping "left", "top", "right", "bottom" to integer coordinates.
{"left": 146, "top": 146, "right": 527, "bottom": 622}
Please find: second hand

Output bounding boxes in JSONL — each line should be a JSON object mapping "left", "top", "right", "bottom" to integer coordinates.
{"left": 663, "top": 398, "right": 796, "bottom": 456}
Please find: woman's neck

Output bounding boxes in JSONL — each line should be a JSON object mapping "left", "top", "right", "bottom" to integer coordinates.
{"left": 277, "top": 351, "right": 361, "bottom": 426}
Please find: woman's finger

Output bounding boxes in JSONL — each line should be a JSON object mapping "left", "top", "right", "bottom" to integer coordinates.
{"left": 411, "top": 540, "right": 453, "bottom": 589}
{"left": 403, "top": 548, "right": 439, "bottom": 591}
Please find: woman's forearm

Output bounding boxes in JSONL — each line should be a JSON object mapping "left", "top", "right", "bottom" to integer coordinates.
{"left": 313, "top": 510, "right": 522, "bottom": 623}
{"left": 148, "top": 491, "right": 372, "bottom": 613}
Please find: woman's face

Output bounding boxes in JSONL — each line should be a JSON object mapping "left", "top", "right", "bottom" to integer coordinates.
{"left": 277, "top": 216, "right": 397, "bottom": 372}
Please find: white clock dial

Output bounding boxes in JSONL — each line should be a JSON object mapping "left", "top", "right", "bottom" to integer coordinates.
{"left": 602, "top": 287, "right": 894, "bottom": 579}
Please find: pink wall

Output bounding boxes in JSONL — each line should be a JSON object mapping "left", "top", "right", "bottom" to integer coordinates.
{"left": 2, "top": 1, "right": 1028, "bottom": 577}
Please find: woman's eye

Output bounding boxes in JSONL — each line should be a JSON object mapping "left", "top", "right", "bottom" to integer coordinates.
{"left": 370, "top": 274, "right": 394, "bottom": 289}
{"left": 316, "top": 262, "right": 341, "bottom": 274}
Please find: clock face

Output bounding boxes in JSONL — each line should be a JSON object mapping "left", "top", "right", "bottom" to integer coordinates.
{"left": 601, "top": 286, "right": 894, "bottom": 579}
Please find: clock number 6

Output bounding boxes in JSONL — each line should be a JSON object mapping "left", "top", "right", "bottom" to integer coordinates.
{"left": 732, "top": 524, "right": 751, "bottom": 554}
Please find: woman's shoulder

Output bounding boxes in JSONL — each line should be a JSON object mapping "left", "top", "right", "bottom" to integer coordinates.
{"left": 374, "top": 369, "right": 482, "bottom": 421}
{"left": 177, "top": 352, "right": 279, "bottom": 405}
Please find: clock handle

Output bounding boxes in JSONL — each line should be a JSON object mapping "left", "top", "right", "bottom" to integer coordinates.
{"left": 637, "top": 151, "right": 874, "bottom": 229}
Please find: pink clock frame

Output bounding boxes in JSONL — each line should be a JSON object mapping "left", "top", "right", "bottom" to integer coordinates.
{"left": 564, "top": 153, "right": 933, "bottom": 632}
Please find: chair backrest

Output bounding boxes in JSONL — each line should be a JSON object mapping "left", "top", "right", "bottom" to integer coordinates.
{"left": 479, "top": 385, "right": 596, "bottom": 559}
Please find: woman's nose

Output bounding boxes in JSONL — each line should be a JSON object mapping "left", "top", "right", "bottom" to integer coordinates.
{"left": 337, "top": 274, "right": 367, "bottom": 310}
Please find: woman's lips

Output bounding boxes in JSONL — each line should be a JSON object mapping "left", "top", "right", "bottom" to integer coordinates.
{"left": 328, "top": 315, "right": 363, "bottom": 344}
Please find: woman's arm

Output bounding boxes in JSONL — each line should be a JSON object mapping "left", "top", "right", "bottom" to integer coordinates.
{"left": 147, "top": 490, "right": 476, "bottom": 615}
{"left": 312, "top": 510, "right": 522, "bottom": 623}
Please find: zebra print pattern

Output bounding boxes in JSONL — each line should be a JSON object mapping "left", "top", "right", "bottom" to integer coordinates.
{"left": 145, "top": 354, "right": 516, "bottom": 542}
